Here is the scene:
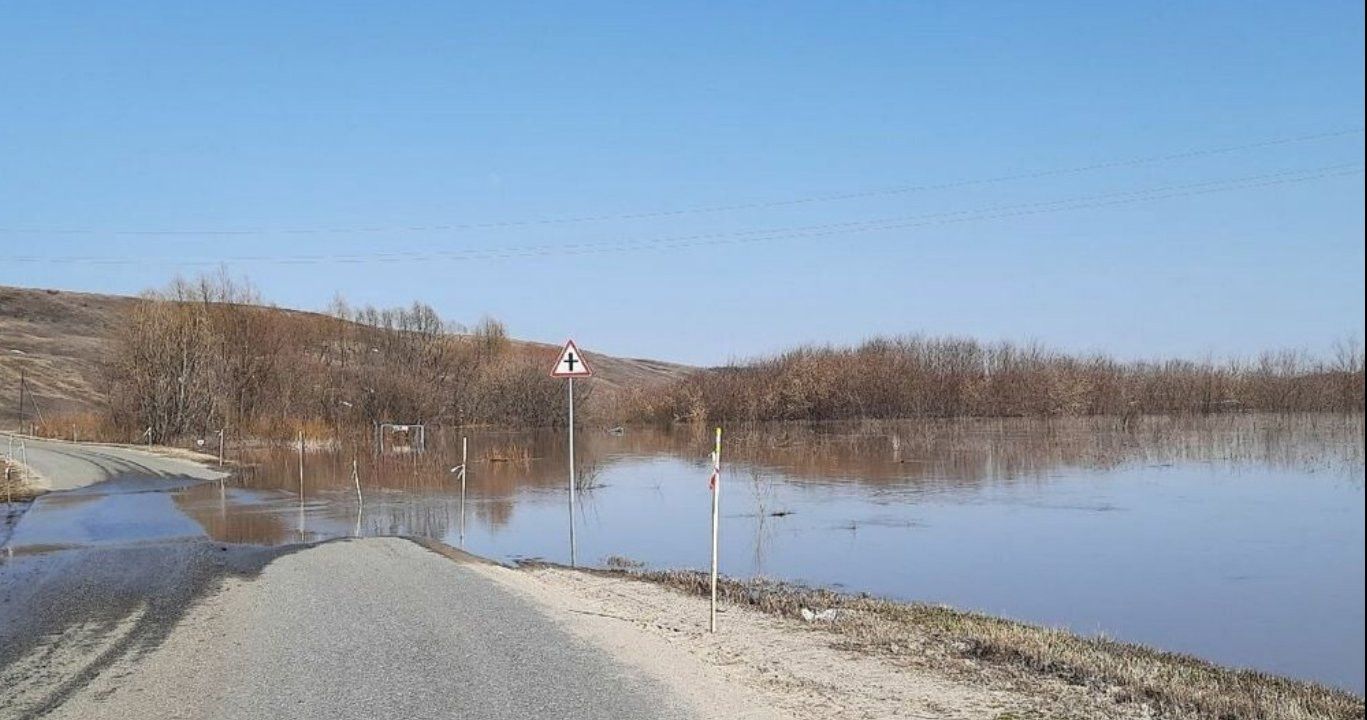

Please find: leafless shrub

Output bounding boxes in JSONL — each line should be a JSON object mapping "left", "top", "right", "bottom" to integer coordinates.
{"left": 574, "top": 459, "right": 604, "bottom": 492}
{"left": 627, "top": 335, "right": 1364, "bottom": 423}
{"left": 97, "top": 274, "right": 594, "bottom": 443}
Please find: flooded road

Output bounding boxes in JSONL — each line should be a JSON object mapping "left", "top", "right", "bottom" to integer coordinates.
{"left": 5, "top": 414, "right": 1363, "bottom": 692}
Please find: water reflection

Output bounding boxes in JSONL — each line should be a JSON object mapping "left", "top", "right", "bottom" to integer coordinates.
{"left": 172, "top": 413, "right": 1362, "bottom": 691}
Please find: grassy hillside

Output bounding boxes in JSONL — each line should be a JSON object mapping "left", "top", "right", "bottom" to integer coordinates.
{"left": 0, "top": 285, "right": 690, "bottom": 430}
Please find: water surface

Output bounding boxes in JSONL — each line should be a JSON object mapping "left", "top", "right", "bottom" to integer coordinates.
{"left": 165, "top": 414, "right": 1367, "bottom": 692}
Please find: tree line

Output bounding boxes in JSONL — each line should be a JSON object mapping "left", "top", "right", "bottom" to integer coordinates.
{"left": 620, "top": 335, "right": 1365, "bottom": 424}
{"left": 61, "top": 274, "right": 1363, "bottom": 440}
{"left": 100, "top": 274, "right": 574, "bottom": 442}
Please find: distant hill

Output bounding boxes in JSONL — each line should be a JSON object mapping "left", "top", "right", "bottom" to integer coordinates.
{"left": 0, "top": 285, "right": 691, "bottom": 425}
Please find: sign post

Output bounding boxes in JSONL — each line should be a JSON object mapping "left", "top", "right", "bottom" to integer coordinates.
{"left": 551, "top": 340, "right": 593, "bottom": 568}
{"left": 709, "top": 427, "right": 722, "bottom": 632}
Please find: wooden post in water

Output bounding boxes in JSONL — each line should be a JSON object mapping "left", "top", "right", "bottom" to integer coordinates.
{"left": 709, "top": 426, "right": 722, "bottom": 633}
{"left": 218, "top": 428, "right": 225, "bottom": 467}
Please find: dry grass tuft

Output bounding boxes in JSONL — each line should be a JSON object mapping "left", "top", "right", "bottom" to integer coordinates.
{"left": 604, "top": 569, "right": 1363, "bottom": 720}
{"left": 481, "top": 442, "right": 532, "bottom": 464}
{"left": 1, "top": 459, "right": 42, "bottom": 503}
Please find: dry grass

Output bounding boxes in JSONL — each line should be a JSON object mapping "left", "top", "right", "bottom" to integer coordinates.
{"left": 1, "top": 459, "right": 41, "bottom": 502}
{"left": 480, "top": 442, "right": 532, "bottom": 464}
{"left": 596, "top": 569, "right": 1364, "bottom": 720}
{"left": 28, "top": 411, "right": 127, "bottom": 444}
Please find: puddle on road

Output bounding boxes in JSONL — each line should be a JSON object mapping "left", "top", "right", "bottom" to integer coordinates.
{"left": 3, "top": 414, "right": 1363, "bottom": 692}
{"left": 7, "top": 479, "right": 212, "bottom": 555}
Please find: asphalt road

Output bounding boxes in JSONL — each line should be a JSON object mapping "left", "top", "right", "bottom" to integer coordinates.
{"left": 0, "top": 440, "right": 697, "bottom": 720}
{"left": 5, "top": 433, "right": 225, "bottom": 491}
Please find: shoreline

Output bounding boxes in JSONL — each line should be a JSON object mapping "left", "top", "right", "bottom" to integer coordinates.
{"left": 473, "top": 552, "right": 1363, "bottom": 720}
{"left": 4, "top": 525, "right": 1362, "bottom": 718}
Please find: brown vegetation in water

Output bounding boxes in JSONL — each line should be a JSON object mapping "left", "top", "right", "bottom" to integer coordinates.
{"left": 622, "top": 336, "right": 1365, "bottom": 423}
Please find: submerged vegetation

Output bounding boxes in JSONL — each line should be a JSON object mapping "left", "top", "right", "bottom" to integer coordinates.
{"left": 623, "top": 336, "right": 1365, "bottom": 424}
{"left": 611, "top": 569, "right": 1364, "bottom": 720}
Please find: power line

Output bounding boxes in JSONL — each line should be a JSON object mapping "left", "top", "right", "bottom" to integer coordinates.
{"left": 10, "top": 162, "right": 1361, "bottom": 267}
{"left": 0, "top": 128, "right": 1360, "bottom": 237}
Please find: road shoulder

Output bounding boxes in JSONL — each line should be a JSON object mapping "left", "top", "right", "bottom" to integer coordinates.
{"left": 462, "top": 559, "right": 1149, "bottom": 720}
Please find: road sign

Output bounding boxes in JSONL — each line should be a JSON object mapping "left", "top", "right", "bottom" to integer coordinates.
{"left": 552, "top": 339, "right": 590, "bottom": 568}
{"left": 550, "top": 340, "right": 593, "bottom": 378}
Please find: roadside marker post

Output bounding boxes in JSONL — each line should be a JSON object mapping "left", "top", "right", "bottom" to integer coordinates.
{"left": 709, "top": 427, "right": 722, "bottom": 633}
{"left": 460, "top": 437, "right": 468, "bottom": 546}
{"left": 297, "top": 431, "right": 305, "bottom": 496}
{"left": 351, "top": 457, "right": 363, "bottom": 537}
{"left": 551, "top": 340, "right": 593, "bottom": 568}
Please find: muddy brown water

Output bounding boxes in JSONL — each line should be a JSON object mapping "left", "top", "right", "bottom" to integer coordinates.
{"left": 19, "top": 414, "right": 1367, "bottom": 692}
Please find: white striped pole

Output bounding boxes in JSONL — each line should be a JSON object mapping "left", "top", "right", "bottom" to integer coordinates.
{"left": 709, "top": 426, "right": 722, "bottom": 632}
{"left": 460, "top": 437, "right": 468, "bottom": 547}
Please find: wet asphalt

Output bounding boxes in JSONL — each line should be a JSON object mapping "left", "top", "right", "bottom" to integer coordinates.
{"left": 0, "top": 439, "right": 695, "bottom": 720}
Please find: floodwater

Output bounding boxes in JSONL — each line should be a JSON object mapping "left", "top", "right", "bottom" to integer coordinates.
{"left": 22, "top": 414, "right": 1367, "bottom": 691}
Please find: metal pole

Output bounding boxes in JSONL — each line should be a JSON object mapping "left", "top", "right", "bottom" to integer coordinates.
{"left": 218, "top": 429, "right": 225, "bottom": 466}
{"left": 17, "top": 368, "right": 24, "bottom": 435}
{"left": 710, "top": 426, "right": 722, "bottom": 633}
{"left": 297, "top": 432, "right": 306, "bottom": 541}
{"left": 568, "top": 377, "right": 576, "bottom": 568}
{"left": 459, "top": 436, "right": 467, "bottom": 547}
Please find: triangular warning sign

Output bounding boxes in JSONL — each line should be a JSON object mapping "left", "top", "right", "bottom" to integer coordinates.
{"left": 550, "top": 340, "right": 593, "bottom": 378}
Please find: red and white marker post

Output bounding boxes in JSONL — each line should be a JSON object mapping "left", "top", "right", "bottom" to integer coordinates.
{"left": 551, "top": 340, "right": 593, "bottom": 567}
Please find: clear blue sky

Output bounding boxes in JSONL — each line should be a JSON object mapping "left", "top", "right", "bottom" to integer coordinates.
{"left": 2, "top": 2, "right": 1363, "bottom": 365}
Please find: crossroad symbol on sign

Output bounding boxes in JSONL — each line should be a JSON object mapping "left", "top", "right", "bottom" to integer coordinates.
{"left": 551, "top": 340, "right": 593, "bottom": 378}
